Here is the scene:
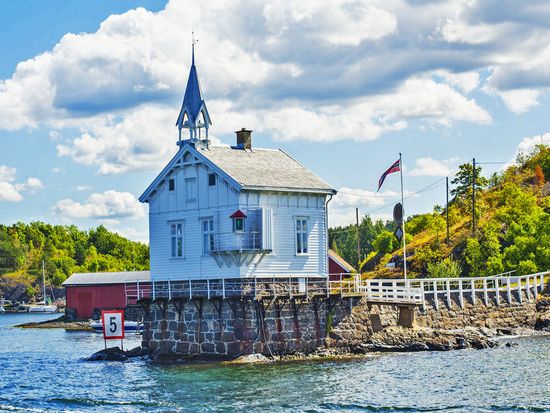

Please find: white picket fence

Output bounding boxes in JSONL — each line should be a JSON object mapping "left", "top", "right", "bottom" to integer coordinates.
{"left": 343, "top": 271, "right": 549, "bottom": 307}
{"left": 125, "top": 271, "right": 549, "bottom": 308}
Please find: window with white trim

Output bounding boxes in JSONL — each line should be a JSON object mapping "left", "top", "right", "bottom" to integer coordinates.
{"left": 170, "top": 222, "right": 184, "bottom": 258}
{"left": 295, "top": 218, "right": 308, "bottom": 254}
{"left": 202, "top": 218, "right": 214, "bottom": 254}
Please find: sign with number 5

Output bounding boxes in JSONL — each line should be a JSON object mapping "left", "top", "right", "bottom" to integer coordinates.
{"left": 101, "top": 310, "right": 125, "bottom": 340}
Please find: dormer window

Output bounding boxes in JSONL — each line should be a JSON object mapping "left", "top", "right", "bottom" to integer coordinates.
{"left": 168, "top": 179, "right": 175, "bottom": 191}
{"left": 208, "top": 173, "right": 216, "bottom": 186}
{"left": 230, "top": 210, "right": 246, "bottom": 232}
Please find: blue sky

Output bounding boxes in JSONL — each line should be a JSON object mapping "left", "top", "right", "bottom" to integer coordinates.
{"left": 1, "top": 0, "right": 549, "bottom": 242}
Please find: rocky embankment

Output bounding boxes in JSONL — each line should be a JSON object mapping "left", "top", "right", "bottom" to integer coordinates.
{"left": 536, "top": 297, "right": 550, "bottom": 331}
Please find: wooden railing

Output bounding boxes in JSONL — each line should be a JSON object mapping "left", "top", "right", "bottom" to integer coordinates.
{"left": 124, "top": 271, "right": 549, "bottom": 307}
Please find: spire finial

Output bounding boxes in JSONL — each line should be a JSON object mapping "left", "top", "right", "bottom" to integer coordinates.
{"left": 191, "top": 30, "right": 197, "bottom": 65}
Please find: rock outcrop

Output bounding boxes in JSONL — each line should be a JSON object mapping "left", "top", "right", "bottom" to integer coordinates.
{"left": 84, "top": 346, "right": 150, "bottom": 362}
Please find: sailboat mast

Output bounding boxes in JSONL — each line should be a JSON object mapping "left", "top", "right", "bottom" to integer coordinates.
{"left": 42, "top": 260, "right": 46, "bottom": 303}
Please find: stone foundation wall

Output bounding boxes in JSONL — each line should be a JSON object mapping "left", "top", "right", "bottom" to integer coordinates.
{"left": 142, "top": 289, "right": 539, "bottom": 356}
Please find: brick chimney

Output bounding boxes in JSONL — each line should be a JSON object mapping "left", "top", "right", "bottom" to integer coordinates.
{"left": 235, "top": 128, "right": 252, "bottom": 150}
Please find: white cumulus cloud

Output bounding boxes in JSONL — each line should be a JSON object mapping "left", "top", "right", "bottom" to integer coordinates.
{"left": 0, "top": 166, "right": 43, "bottom": 202}
{"left": 409, "top": 157, "right": 459, "bottom": 177}
{"left": 53, "top": 190, "right": 145, "bottom": 219}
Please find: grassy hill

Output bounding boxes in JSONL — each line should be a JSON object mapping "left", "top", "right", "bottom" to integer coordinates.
{"left": 0, "top": 223, "right": 149, "bottom": 301}
{"left": 330, "top": 144, "right": 550, "bottom": 279}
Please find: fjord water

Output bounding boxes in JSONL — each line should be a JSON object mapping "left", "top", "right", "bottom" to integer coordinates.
{"left": 1, "top": 313, "right": 549, "bottom": 413}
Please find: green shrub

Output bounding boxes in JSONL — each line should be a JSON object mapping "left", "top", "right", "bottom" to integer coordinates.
{"left": 517, "top": 260, "right": 537, "bottom": 276}
{"left": 426, "top": 258, "right": 461, "bottom": 278}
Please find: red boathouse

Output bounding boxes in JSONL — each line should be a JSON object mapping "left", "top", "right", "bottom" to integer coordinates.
{"left": 328, "top": 249, "right": 356, "bottom": 281}
{"left": 62, "top": 271, "right": 150, "bottom": 319}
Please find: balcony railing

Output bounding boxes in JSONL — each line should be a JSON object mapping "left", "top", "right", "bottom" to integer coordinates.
{"left": 211, "top": 231, "right": 264, "bottom": 252}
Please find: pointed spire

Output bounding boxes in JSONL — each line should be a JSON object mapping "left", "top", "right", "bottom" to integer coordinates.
{"left": 176, "top": 31, "right": 212, "bottom": 146}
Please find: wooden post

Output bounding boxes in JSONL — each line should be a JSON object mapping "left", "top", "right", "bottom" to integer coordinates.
{"left": 525, "top": 276, "right": 530, "bottom": 301}
{"left": 207, "top": 279, "right": 210, "bottom": 300}
{"left": 152, "top": 281, "right": 156, "bottom": 301}
{"left": 222, "top": 278, "right": 226, "bottom": 299}
{"left": 533, "top": 275, "right": 538, "bottom": 299}
{"left": 483, "top": 278, "right": 488, "bottom": 306}
{"left": 518, "top": 277, "right": 522, "bottom": 304}
{"left": 507, "top": 277, "right": 512, "bottom": 304}
{"left": 356, "top": 207, "right": 361, "bottom": 267}
{"left": 495, "top": 278, "right": 500, "bottom": 307}
{"left": 433, "top": 280, "right": 439, "bottom": 310}
{"left": 446, "top": 176, "right": 450, "bottom": 245}
{"left": 340, "top": 273, "right": 343, "bottom": 298}
{"left": 168, "top": 280, "right": 171, "bottom": 300}
{"left": 472, "top": 157, "right": 476, "bottom": 236}
{"left": 189, "top": 279, "right": 192, "bottom": 300}
{"left": 446, "top": 279, "right": 451, "bottom": 308}
{"left": 471, "top": 279, "right": 476, "bottom": 304}
{"left": 458, "top": 279, "right": 464, "bottom": 309}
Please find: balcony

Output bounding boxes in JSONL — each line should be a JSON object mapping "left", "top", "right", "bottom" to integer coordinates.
{"left": 210, "top": 231, "right": 272, "bottom": 268}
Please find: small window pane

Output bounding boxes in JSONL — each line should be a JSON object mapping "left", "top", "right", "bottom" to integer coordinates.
{"left": 234, "top": 217, "right": 244, "bottom": 232}
{"left": 171, "top": 237, "right": 176, "bottom": 257}
{"left": 169, "top": 179, "right": 175, "bottom": 191}
{"left": 208, "top": 173, "right": 216, "bottom": 186}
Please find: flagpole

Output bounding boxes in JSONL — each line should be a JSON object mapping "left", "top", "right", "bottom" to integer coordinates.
{"left": 399, "top": 152, "right": 407, "bottom": 279}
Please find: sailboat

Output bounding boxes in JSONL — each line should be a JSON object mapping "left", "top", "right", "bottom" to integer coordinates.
{"left": 28, "top": 261, "right": 57, "bottom": 313}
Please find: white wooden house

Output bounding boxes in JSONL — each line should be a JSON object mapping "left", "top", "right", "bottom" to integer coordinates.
{"left": 139, "top": 48, "right": 336, "bottom": 281}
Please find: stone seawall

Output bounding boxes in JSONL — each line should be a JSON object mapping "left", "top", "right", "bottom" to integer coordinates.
{"left": 141, "top": 289, "right": 539, "bottom": 356}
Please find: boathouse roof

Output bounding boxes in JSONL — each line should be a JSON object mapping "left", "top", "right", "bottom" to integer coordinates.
{"left": 62, "top": 271, "right": 150, "bottom": 286}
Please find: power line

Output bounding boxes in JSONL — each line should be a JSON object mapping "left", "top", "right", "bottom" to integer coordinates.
{"left": 329, "top": 177, "right": 446, "bottom": 234}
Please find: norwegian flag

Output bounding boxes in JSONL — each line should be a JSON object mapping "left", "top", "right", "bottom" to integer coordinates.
{"left": 377, "top": 159, "right": 401, "bottom": 191}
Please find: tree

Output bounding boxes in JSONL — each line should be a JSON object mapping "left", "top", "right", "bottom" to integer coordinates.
{"left": 450, "top": 162, "right": 488, "bottom": 201}
{"left": 534, "top": 164, "right": 545, "bottom": 186}
{"left": 373, "top": 231, "right": 398, "bottom": 255}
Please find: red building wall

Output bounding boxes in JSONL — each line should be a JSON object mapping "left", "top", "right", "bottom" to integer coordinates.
{"left": 66, "top": 285, "right": 127, "bottom": 319}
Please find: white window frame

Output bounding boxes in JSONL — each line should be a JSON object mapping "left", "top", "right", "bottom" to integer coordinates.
{"left": 170, "top": 221, "right": 184, "bottom": 258}
{"left": 295, "top": 217, "right": 309, "bottom": 255}
{"left": 201, "top": 218, "right": 215, "bottom": 255}
{"left": 232, "top": 217, "right": 245, "bottom": 233}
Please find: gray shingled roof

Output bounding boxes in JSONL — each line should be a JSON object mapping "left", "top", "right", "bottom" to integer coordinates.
{"left": 198, "top": 146, "right": 335, "bottom": 194}
{"left": 62, "top": 271, "right": 150, "bottom": 286}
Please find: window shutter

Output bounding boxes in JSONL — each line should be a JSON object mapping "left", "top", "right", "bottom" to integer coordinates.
{"left": 261, "top": 207, "right": 273, "bottom": 250}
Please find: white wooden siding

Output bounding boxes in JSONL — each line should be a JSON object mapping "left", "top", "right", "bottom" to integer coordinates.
{"left": 148, "top": 161, "right": 328, "bottom": 281}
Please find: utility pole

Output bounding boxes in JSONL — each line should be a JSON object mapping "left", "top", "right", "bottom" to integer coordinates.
{"left": 472, "top": 157, "right": 476, "bottom": 236}
{"left": 446, "top": 176, "right": 450, "bottom": 245}
{"left": 355, "top": 207, "right": 361, "bottom": 266}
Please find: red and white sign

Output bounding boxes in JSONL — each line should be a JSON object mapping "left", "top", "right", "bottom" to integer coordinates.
{"left": 101, "top": 310, "right": 125, "bottom": 340}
